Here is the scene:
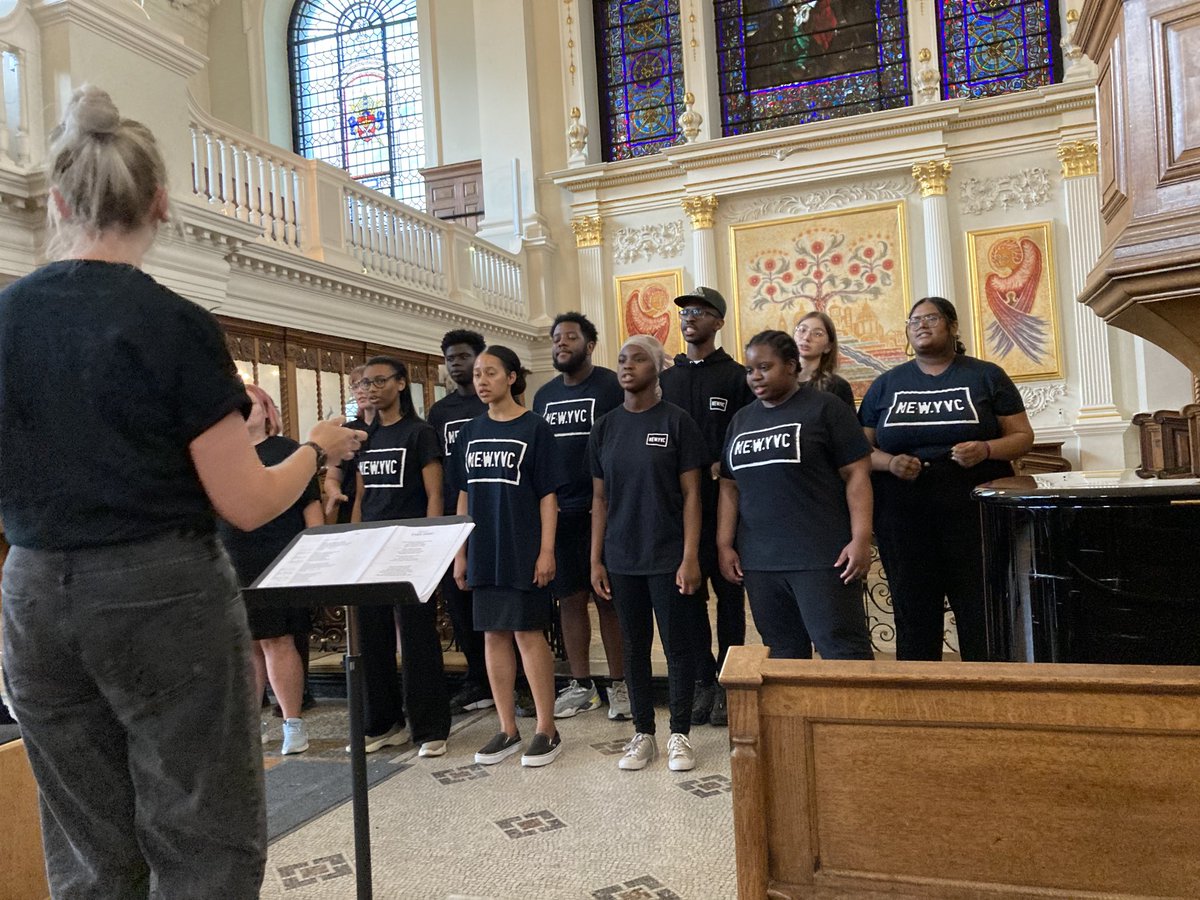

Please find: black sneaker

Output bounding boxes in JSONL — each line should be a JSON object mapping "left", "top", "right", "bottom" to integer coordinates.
{"left": 709, "top": 685, "right": 728, "bottom": 727}
{"left": 451, "top": 683, "right": 496, "bottom": 711}
{"left": 514, "top": 687, "right": 537, "bottom": 718}
{"left": 520, "top": 731, "right": 562, "bottom": 767}
{"left": 691, "top": 682, "right": 715, "bottom": 726}
{"left": 475, "top": 732, "right": 523, "bottom": 765}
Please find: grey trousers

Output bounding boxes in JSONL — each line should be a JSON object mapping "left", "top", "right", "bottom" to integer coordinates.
{"left": 1, "top": 531, "right": 266, "bottom": 900}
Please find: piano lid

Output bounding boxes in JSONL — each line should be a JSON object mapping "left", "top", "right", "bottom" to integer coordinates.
{"left": 974, "top": 469, "right": 1200, "bottom": 506}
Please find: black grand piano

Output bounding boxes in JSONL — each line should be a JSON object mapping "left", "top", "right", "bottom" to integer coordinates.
{"left": 975, "top": 471, "right": 1200, "bottom": 664}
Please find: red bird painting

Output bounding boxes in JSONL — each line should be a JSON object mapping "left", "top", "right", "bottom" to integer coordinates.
{"left": 983, "top": 237, "right": 1047, "bottom": 364}
{"left": 625, "top": 282, "right": 672, "bottom": 346}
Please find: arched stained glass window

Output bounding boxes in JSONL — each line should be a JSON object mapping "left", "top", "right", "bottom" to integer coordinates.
{"left": 290, "top": 0, "right": 425, "bottom": 209}
{"left": 937, "top": 0, "right": 1062, "bottom": 99}
{"left": 593, "top": 0, "right": 686, "bottom": 161}
{"left": 715, "top": 0, "right": 911, "bottom": 136}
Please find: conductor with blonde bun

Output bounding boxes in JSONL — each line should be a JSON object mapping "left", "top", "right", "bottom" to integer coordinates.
{"left": 0, "top": 86, "right": 363, "bottom": 897}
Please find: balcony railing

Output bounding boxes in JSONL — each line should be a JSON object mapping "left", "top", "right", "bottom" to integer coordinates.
{"left": 187, "top": 99, "right": 527, "bottom": 321}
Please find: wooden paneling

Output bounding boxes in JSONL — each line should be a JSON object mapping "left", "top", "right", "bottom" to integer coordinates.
{"left": 722, "top": 647, "right": 1200, "bottom": 899}
{"left": 0, "top": 740, "right": 50, "bottom": 900}
{"left": 1154, "top": 8, "right": 1200, "bottom": 183}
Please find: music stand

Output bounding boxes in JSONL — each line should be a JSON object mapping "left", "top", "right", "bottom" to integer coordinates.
{"left": 243, "top": 517, "right": 472, "bottom": 900}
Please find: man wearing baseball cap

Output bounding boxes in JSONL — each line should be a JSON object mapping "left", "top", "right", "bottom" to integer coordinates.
{"left": 659, "top": 286, "right": 754, "bottom": 727}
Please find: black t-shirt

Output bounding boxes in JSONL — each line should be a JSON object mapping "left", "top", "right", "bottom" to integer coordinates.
{"left": 217, "top": 436, "right": 320, "bottom": 585}
{"left": 805, "top": 374, "right": 855, "bottom": 409}
{"left": 721, "top": 389, "right": 870, "bottom": 572}
{"left": 357, "top": 416, "right": 441, "bottom": 522}
{"left": 659, "top": 348, "right": 756, "bottom": 464}
{"left": 532, "top": 366, "right": 623, "bottom": 511}
{"left": 455, "top": 411, "right": 567, "bottom": 590}
{"left": 427, "top": 391, "right": 488, "bottom": 515}
{"left": 589, "top": 401, "right": 709, "bottom": 575}
{"left": 0, "top": 260, "right": 250, "bottom": 550}
{"left": 858, "top": 356, "right": 1024, "bottom": 484}
{"left": 331, "top": 415, "right": 371, "bottom": 524}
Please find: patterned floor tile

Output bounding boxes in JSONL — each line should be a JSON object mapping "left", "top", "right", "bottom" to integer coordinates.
{"left": 493, "top": 809, "right": 568, "bottom": 839}
{"left": 431, "top": 763, "right": 491, "bottom": 785}
{"left": 590, "top": 738, "right": 629, "bottom": 756}
{"left": 277, "top": 853, "right": 353, "bottom": 890}
{"left": 676, "top": 773, "right": 732, "bottom": 799}
{"left": 591, "top": 874, "right": 683, "bottom": 899}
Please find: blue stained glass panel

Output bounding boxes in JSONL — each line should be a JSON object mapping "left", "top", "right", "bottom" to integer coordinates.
{"left": 936, "top": 0, "right": 1063, "bottom": 100}
{"left": 290, "top": 0, "right": 426, "bottom": 209}
{"left": 715, "top": 0, "right": 911, "bottom": 136}
{"left": 594, "top": 0, "right": 685, "bottom": 161}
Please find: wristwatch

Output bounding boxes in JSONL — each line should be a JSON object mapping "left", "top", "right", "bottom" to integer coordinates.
{"left": 301, "top": 440, "right": 327, "bottom": 473}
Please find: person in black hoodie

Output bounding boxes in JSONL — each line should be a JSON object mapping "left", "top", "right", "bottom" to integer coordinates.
{"left": 659, "top": 286, "right": 755, "bottom": 727}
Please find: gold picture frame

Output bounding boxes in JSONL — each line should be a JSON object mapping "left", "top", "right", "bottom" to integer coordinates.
{"left": 966, "top": 222, "right": 1063, "bottom": 383}
{"left": 729, "top": 201, "right": 911, "bottom": 400}
{"left": 614, "top": 269, "right": 686, "bottom": 359}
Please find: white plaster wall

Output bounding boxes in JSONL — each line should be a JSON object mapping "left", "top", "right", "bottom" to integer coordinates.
{"left": 206, "top": 0, "right": 255, "bottom": 132}
{"left": 425, "top": 0, "right": 479, "bottom": 166}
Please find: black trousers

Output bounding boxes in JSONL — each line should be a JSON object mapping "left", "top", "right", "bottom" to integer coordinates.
{"left": 609, "top": 572, "right": 696, "bottom": 736}
{"left": 873, "top": 468, "right": 991, "bottom": 661}
{"left": 690, "top": 478, "right": 746, "bottom": 683}
{"left": 440, "top": 570, "right": 487, "bottom": 688}
{"left": 742, "top": 568, "right": 873, "bottom": 660}
{"left": 359, "top": 600, "right": 451, "bottom": 743}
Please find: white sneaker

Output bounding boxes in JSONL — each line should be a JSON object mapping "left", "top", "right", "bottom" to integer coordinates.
{"left": 617, "top": 732, "right": 657, "bottom": 771}
{"left": 667, "top": 732, "right": 695, "bottom": 771}
{"left": 281, "top": 718, "right": 309, "bottom": 755}
{"left": 346, "top": 724, "right": 408, "bottom": 754}
{"left": 418, "top": 740, "right": 448, "bottom": 758}
{"left": 553, "top": 679, "right": 601, "bottom": 718}
{"left": 606, "top": 680, "right": 632, "bottom": 721}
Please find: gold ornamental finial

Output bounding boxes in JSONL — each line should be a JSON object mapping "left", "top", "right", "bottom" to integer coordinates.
{"left": 912, "top": 159, "right": 952, "bottom": 197}
{"left": 682, "top": 195, "right": 718, "bottom": 229}
{"left": 1057, "top": 140, "right": 1099, "bottom": 178}
{"left": 571, "top": 215, "right": 603, "bottom": 248}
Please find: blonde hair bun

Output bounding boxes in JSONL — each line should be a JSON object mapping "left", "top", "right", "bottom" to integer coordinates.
{"left": 60, "top": 85, "right": 122, "bottom": 139}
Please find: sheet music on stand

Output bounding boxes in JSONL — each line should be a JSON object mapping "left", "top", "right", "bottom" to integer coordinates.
{"left": 242, "top": 515, "right": 473, "bottom": 900}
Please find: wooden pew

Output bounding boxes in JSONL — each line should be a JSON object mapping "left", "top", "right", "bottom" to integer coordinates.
{"left": 722, "top": 646, "right": 1200, "bottom": 899}
{"left": 0, "top": 739, "right": 49, "bottom": 900}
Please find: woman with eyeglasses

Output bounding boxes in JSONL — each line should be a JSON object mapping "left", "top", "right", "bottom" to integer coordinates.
{"left": 0, "top": 87, "right": 363, "bottom": 897}
{"left": 217, "top": 384, "right": 323, "bottom": 755}
{"left": 350, "top": 355, "right": 451, "bottom": 757}
{"left": 858, "top": 297, "right": 1034, "bottom": 662}
{"left": 717, "top": 330, "right": 874, "bottom": 663}
{"left": 793, "top": 311, "right": 855, "bottom": 409}
{"left": 590, "top": 335, "right": 707, "bottom": 772}
{"left": 453, "top": 347, "right": 568, "bottom": 767}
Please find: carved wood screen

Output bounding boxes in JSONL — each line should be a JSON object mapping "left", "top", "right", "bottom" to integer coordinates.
{"left": 217, "top": 315, "right": 452, "bottom": 653}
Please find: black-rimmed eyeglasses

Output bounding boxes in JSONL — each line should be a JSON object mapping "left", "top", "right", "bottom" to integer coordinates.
{"left": 353, "top": 375, "right": 399, "bottom": 389}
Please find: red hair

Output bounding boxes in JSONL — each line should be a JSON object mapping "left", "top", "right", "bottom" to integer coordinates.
{"left": 245, "top": 383, "right": 283, "bottom": 436}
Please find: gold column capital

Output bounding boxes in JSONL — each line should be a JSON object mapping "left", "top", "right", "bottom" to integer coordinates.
{"left": 682, "top": 194, "right": 718, "bottom": 229}
{"left": 1057, "top": 140, "right": 1099, "bottom": 178}
{"left": 912, "top": 159, "right": 952, "bottom": 197}
{"left": 571, "top": 215, "right": 603, "bottom": 248}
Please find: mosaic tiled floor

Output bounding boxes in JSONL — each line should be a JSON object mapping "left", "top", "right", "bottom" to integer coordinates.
{"left": 260, "top": 702, "right": 737, "bottom": 900}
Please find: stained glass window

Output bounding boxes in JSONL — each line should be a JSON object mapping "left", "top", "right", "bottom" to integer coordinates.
{"left": 937, "top": 0, "right": 1062, "bottom": 100}
{"left": 594, "top": 0, "right": 686, "bottom": 162}
{"left": 715, "top": 0, "right": 911, "bottom": 136}
{"left": 290, "top": 0, "right": 425, "bottom": 209}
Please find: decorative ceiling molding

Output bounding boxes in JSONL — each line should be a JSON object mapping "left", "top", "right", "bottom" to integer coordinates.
{"left": 1019, "top": 382, "right": 1067, "bottom": 417}
{"left": 722, "top": 177, "right": 916, "bottom": 224}
{"left": 959, "top": 167, "right": 1053, "bottom": 216}
{"left": 611, "top": 220, "right": 684, "bottom": 264}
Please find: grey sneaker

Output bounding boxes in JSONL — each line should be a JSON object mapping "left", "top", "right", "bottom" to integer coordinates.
{"left": 709, "top": 685, "right": 728, "bottom": 727}
{"left": 691, "top": 682, "right": 715, "bottom": 726}
{"left": 520, "top": 731, "right": 562, "bottom": 767}
{"left": 606, "top": 680, "right": 632, "bottom": 721}
{"left": 667, "top": 732, "right": 696, "bottom": 771}
{"left": 617, "top": 732, "right": 657, "bottom": 770}
{"left": 281, "top": 718, "right": 309, "bottom": 755}
{"left": 475, "top": 732, "right": 522, "bottom": 765}
{"left": 346, "top": 723, "right": 408, "bottom": 754}
{"left": 553, "top": 679, "right": 601, "bottom": 718}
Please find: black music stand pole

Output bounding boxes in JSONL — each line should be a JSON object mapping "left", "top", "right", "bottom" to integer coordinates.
{"left": 344, "top": 603, "right": 373, "bottom": 900}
